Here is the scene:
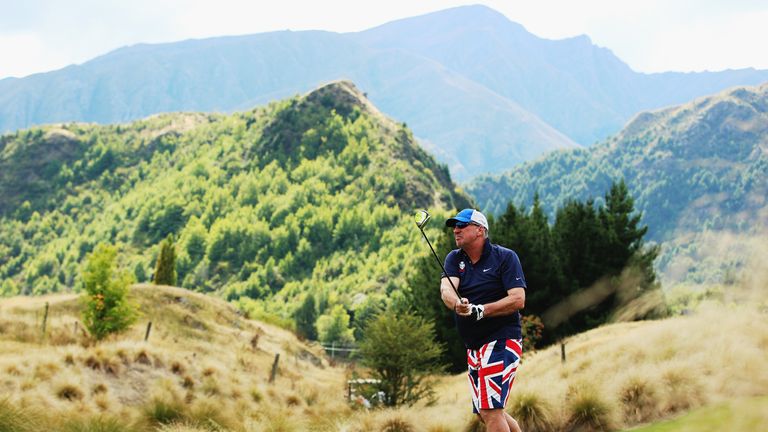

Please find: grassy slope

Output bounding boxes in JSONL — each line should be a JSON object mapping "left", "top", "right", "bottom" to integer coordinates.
{"left": 2, "top": 283, "right": 766, "bottom": 431}
{"left": 623, "top": 396, "right": 768, "bottom": 432}
{"left": 430, "top": 274, "right": 768, "bottom": 431}
{"left": 0, "top": 285, "right": 351, "bottom": 431}
{"left": 508, "top": 306, "right": 768, "bottom": 431}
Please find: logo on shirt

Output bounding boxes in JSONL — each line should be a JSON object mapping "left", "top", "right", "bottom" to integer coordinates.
{"left": 459, "top": 261, "right": 466, "bottom": 273}
{"left": 483, "top": 268, "right": 492, "bottom": 272}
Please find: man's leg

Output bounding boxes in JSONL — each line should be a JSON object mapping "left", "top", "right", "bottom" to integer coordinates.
{"left": 478, "top": 409, "right": 510, "bottom": 432}
{"left": 504, "top": 411, "right": 521, "bottom": 432}
{"left": 471, "top": 339, "right": 523, "bottom": 431}
{"left": 477, "top": 409, "right": 522, "bottom": 432}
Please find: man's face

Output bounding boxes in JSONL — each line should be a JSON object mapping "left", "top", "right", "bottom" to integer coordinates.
{"left": 453, "top": 222, "right": 484, "bottom": 249}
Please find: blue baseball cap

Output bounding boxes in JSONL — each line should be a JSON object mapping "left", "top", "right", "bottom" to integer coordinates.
{"left": 445, "top": 208, "right": 489, "bottom": 231}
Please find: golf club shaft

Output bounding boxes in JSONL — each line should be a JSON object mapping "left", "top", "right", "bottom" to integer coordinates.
{"left": 419, "top": 229, "right": 461, "bottom": 299}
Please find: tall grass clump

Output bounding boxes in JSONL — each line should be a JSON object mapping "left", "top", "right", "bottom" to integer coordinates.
{"left": 59, "top": 414, "right": 137, "bottom": 432}
{"left": 187, "top": 398, "right": 239, "bottom": 431}
{"left": 426, "top": 425, "right": 455, "bottom": 432}
{"left": 618, "top": 376, "right": 658, "bottom": 423}
{"left": 143, "top": 394, "right": 189, "bottom": 426}
{"left": 56, "top": 382, "right": 86, "bottom": 401}
{"left": 508, "top": 391, "right": 555, "bottom": 432}
{"left": 245, "top": 407, "right": 302, "bottom": 431}
{"left": 380, "top": 415, "right": 416, "bottom": 432}
{"left": 0, "top": 398, "right": 43, "bottom": 432}
{"left": 659, "top": 366, "right": 704, "bottom": 414}
{"left": 564, "top": 386, "right": 617, "bottom": 431}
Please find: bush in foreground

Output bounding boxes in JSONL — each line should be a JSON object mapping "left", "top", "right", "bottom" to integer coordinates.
{"left": 359, "top": 311, "right": 443, "bottom": 407}
{"left": 81, "top": 244, "right": 138, "bottom": 340}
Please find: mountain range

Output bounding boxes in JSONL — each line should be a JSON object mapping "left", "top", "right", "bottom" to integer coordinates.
{"left": 468, "top": 82, "right": 768, "bottom": 283}
{"left": 2, "top": 5, "right": 767, "bottom": 181}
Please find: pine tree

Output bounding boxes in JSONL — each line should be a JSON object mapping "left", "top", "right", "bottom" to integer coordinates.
{"left": 153, "top": 234, "right": 177, "bottom": 286}
{"left": 294, "top": 293, "right": 318, "bottom": 340}
{"left": 494, "top": 201, "right": 527, "bottom": 253}
{"left": 598, "top": 179, "right": 661, "bottom": 319}
{"left": 553, "top": 198, "right": 605, "bottom": 293}
{"left": 547, "top": 180, "right": 660, "bottom": 338}
{"left": 519, "top": 194, "right": 564, "bottom": 317}
{"left": 599, "top": 179, "right": 648, "bottom": 273}
{"left": 551, "top": 198, "right": 611, "bottom": 337}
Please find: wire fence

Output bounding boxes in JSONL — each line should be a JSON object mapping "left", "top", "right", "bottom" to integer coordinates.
{"left": 320, "top": 342, "right": 358, "bottom": 360}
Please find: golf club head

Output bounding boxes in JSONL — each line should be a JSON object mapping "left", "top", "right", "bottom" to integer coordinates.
{"left": 415, "top": 209, "right": 431, "bottom": 229}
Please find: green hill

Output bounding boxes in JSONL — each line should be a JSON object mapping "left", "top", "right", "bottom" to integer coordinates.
{"left": 0, "top": 81, "right": 471, "bottom": 326}
{"left": 468, "top": 83, "right": 768, "bottom": 283}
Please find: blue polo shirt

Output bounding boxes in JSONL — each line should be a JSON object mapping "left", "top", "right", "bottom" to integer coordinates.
{"left": 443, "top": 239, "right": 527, "bottom": 349}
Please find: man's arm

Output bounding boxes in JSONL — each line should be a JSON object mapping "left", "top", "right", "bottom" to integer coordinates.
{"left": 440, "top": 276, "right": 471, "bottom": 315}
{"left": 479, "top": 287, "right": 525, "bottom": 318}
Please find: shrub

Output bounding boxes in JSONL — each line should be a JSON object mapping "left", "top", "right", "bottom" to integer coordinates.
{"left": 359, "top": 311, "right": 443, "bottom": 407}
{"left": 316, "top": 304, "right": 355, "bottom": 346}
{"left": 509, "top": 392, "right": 555, "bottom": 432}
{"left": 81, "top": 244, "right": 138, "bottom": 340}
{"left": 521, "top": 314, "right": 544, "bottom": 351}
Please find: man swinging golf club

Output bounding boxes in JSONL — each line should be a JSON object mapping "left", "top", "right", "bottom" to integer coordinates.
{"left": 441, "top": 209, "right": 526, "bottom": 432}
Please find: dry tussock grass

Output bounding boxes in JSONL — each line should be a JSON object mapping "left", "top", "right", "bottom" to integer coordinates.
{"left": 505, "top": 302, "right": 767, "bottom": 430}
{"left": 3, "top": 261, "right": 766, "bottom": 432}
{"left": 0, "top": 285, "right": 346, "bottom": 431}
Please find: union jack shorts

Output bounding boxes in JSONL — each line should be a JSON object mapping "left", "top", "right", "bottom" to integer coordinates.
{"left": 467, "top": 338, "right": 522, "bottom": 413}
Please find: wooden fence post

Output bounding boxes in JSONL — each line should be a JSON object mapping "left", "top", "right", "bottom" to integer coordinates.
{"left": 269, "top": 353, "right": 280, "bottom": 383}
{"left": 41, "top": 302, "right": 49, "bottom": 338}
{"left": 561, "top": 342, "right": 566, "bottom": 364}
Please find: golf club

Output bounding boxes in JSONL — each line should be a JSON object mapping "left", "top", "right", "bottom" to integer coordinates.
{"left": 414, "top": 209, "right": 461, "bottom": 299}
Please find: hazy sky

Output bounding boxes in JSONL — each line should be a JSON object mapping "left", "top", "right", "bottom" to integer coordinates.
{"left": 1, "top": 0, "right": 766, "bottom": 79}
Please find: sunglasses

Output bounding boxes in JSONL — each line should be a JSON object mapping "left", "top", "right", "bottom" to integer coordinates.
{"left": 454, "top": 222, "right": 476, "bottom": 229}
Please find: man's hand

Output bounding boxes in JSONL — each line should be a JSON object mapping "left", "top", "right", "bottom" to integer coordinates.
{"left": 454, "top": 300, "right": 484, "bottom": 320}
{"left": 454, "top": 298, "right": 470, "bottom": 316}
{"left": 469, "top": 304, "right": 485, "bottom": 321}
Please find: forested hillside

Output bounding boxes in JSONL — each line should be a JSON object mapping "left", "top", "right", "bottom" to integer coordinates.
{"left": 468, "top": 82, "right": 768, "bottom": 282}
{"left": 0, "top": 81, "right": 471, "bottom": 327}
